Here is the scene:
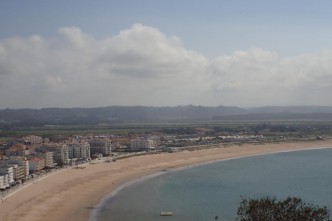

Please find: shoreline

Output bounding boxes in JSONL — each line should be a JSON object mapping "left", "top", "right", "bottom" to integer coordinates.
{"left": 89, "top": 144, "right": 332, "bottom": 221}
{"left": 1, "top": 139, "right": 332, "bottom": 221}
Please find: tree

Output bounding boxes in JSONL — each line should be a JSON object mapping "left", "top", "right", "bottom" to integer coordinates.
{"left": 237, "top": 196, "right": 330, "bottom": 221}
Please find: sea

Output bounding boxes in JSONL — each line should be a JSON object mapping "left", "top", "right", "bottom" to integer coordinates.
{"left": 92, "top": 148, "right": 332, "bottom": 221}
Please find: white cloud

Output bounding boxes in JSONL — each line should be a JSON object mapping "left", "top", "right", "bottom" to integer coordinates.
{"left": 208, "top": 48, "right": 332, "bottom": 106}
{"left": 96, "top": 24, "right": 207, "bottom": 79}
{"left": 0, "top": 24, "right": 208, "bottom": 108}
{"left": 0, "top": 24, "right": 332, "bottom": 108}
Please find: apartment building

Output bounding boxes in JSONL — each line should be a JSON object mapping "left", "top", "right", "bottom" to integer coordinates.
{"left": 0, "top": 165, "right": 14, "bottom": 187}
{"left": 5, "top": 144, "right": 30, "bottom": 157}
{"left": 11, "top": 164, "right": 25, "bottom": 181}
{"left": 37, "top": 144, "right": 69, "bottom": 165}
{"left": 28, "top": 157, "right": 45, "bottom": 171}
{"left": 130, "top": 139, "right": 156, "bottom": 151}
{"left": 89, "top": 139, "right": 112, "bottom": 156}
{"left": 43, "top": 152, "right": 54, "bottom": 168}
{"left": 4, "top": 157, "right": 29, "bottom": 179}
{"left": 0, "top": 174, "right": 10, "bottom": 189}
{"left": 23, "top": 135, "right": 43, "bottom": 145}
{"left": 66, "top": 141, "right": 90, "bottom": 159}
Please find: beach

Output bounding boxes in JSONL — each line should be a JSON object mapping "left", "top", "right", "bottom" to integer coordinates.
{"left": 1, "top": 140, "right": 332, "bottom": 221}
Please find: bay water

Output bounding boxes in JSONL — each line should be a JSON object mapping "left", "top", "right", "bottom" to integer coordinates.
{"left": 94, "top": 148, "right": 332, "bottom": 221}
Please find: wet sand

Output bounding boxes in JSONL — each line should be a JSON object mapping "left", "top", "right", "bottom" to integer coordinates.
{"left": 1, "top": 139, "right": 332, "bottom": 221}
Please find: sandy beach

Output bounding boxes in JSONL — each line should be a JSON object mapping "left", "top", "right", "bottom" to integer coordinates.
{"left": 1, "top": 140, "right": 332, "bottom": 221}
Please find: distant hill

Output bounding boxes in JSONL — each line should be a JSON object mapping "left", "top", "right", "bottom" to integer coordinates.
{"left": 1, "top": 105, "right": 332, "bottom": 127}
{"left": 247, "top": 106, "right": 332, "bottom": 114}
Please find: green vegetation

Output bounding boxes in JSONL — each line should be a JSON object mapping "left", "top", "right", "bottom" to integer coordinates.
{"left": 1, "top": 120, "right": 332, "bottom": 140}
{"left": 0, "top": 125, "right": 153, "bottom": 139}
{"left": 237, "top": 196, "right": 331, "bottom": 221}
{"left": 2, "top": 106, "right": 332, "bottom": 141}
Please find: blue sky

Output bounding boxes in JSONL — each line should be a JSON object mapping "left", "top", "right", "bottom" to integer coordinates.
{"left": 1, "top": 1, "right": 332, "bottom": 108}
{"left": 2, "top": 0, "right": 332, "bottom": 57}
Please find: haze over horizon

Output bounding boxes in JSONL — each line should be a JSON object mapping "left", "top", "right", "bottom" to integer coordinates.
{"left": 1, "top": 1, "right": 332, "bottom": 109}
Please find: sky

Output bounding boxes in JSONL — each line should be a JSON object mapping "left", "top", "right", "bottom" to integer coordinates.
{"left": 1, "top": 0, "right": 332, "bottom": 108}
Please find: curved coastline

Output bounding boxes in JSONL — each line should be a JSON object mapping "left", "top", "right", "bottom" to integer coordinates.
{"left": 89, "top": 145, "right": 332, "bottom": 221}
{"left": 1, "top": 140, "right": 332, "bottom": 221}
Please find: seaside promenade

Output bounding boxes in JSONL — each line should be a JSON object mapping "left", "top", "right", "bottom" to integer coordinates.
{"left": 1, "top": 139, "right": 332, "bottom": 221}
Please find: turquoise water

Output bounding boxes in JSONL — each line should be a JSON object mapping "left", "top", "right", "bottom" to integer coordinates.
{"left": 94, "top": 148, "right": 332, "bottom": 221}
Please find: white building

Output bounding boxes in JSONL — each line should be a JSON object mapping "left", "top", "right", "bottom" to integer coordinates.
{"left": 43, "top": 152, "right": 54, "bottom": 168}
{"left": 89, "top": 139, "right": 112, "bottom": 156}
{"left": 0, "top": 174, "right": 10, "bottom": 189}
{"left": 5, "top": 157, "right": 29, "bottom": 179}
{"left": 148, "top": 136, "right": 162, "bottom": 146}
{"left": 66, "top": 141, "right": 90, "bottom": 159}
{"left": 23, "top": 135, "right": 43, "bottom": 144}
{"left": 0, "top": 165, "right": 14, "bottom": 187}
{"left": 37, "top": 144, "right": 69, "bottom": 165}
{"left": 10, "top": 164, "right": 25, "bottom": 181}
{"left": 130, "top": 139, "right": 155, "bottom": 151}
{"left": 0, "top": 175, "right": 6, "bottom": 189}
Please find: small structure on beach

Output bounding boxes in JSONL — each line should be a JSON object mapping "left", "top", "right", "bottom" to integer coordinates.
{"left": 160, "top": 211, "right": 173, "bottom": 216}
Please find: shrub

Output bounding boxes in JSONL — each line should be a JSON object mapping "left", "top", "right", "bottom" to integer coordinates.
{"left": 237, "top": 196, "right": 330, "bottom": 221}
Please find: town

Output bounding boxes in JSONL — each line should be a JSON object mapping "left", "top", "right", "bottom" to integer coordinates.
{"left": 0, "top": 122, "right": 329, "bottom": 197}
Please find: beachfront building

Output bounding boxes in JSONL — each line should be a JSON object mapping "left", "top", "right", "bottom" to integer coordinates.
{"left": 11, "top": 164, "right": 25, "bottom": 181}
{"left": 130, "top": 139, "right": 156, "bottom": 151}
{"left": 4, "top": 157, "right": 29, "bottom": 179}
{"left": 1, "top": 163, "right": 23, "bottom": 181}
{"left": 43, "top": 152, "right": 54, "bottom": 168}
{"left": 0, "top": 174, "right": 7, "bottom": 189}
{"left": 0, "top": 174, "right": 11, "bottom": 189}
{"left": 36, "top": 143, "right": 69, "bottom": 165}
{"left": 66, "top": 141, "right": 91, "bottom": 159}
{"left": 31, "top": 152, "right": 55, "bottom": 168}
{"left": 28, "top": 157, "right": 45, "bottom": 172}
{"left": 148, "top": 136, "right": 162, "bottom": 146}
{"left": 89, "top": 139, "right": 112, "bottom": 156}
{"left": 0, "top": 165, "right": 14, "bottom": 187}
{"left": 111, "top": 137, "right": 131, "bottom": 152}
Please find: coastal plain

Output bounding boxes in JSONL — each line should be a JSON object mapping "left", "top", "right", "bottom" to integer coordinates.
{"left": 1, "top": 140, "right": 332, "bottom": 221}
